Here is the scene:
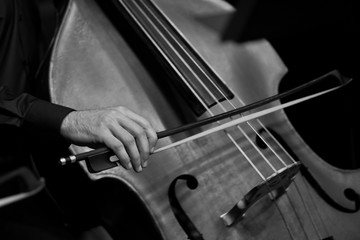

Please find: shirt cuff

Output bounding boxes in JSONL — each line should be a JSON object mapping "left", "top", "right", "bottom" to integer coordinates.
{"left": 24, "top": 99, "right": 75, "bottom": 133}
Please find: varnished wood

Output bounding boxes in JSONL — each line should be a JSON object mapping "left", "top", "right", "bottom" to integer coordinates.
{"left": 49, "top": 0, "right": 360, "bottom": 239}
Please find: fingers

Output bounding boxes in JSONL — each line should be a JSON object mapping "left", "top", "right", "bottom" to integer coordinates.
{"left": 107, "top": 107, "right": 158, "bottom": 172}
{"left": 60, "top": 106, "right": 158, "bottom": 173}
{"left": 124, "top": 110, "right": 158, "bottom": 151}
{"left": 109, "top": 120, "right": 143, "bottom": 172}
{"left": 103, "top": 132, "right": 133, "bottom": 170}
{"left": 119, "top": 109, "right": 158, "bottom": 163}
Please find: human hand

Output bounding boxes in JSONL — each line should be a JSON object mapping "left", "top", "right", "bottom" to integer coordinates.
{"left": 60, "top": 106, "right": 158, "bottom": 172}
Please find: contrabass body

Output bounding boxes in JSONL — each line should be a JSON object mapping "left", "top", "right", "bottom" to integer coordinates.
{"left": 49, "top": 0, "right": 360, "bottom": 239}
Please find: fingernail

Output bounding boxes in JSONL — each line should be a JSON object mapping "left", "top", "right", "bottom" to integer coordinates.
{"left": 150, "top": 147, "right": 155, "bottom": 154}
{"left": 126, "top": 163, "right": 132, "bottom": 170}
{"left": 137, "top": 166, "right": 142, "bottom": 172}
{"left": 143, "top": 161, "right": 148, "bottom": 168}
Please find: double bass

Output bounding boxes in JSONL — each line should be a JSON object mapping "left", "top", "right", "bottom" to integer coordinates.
{"left": 49, "top": 0, "right": 360, "bottom": 239}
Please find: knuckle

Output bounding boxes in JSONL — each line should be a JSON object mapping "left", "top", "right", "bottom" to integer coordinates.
{"left": 142, "top": 121, "right": 151, "bottom": 129}
{"left": 114, "top": 106, "right": 126, "bottom": 114}
{"left": 148, "top": 134, "right": 157, "bottom": 147}
{"left": 101, "top": 115, "right": 118, "bottom": 128}
{"left": 123, "top": 135, "right": 136, "bottom": 146}
{"left": 102, "top": 112, "right": 115, "bottom": 121}
{"left": 149, "top": 132, "right": 157, "bottom": 141}
{"left": 96, "top": 115, "right": 109, "bottom": 126}
{"left": 112, "top": 143, "right": 125, "bottom": 153}
{"left": 134, "top": 128, "right": 146, "bottom": 139}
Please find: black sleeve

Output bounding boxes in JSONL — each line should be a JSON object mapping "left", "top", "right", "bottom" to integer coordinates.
{"left": 0, "top": 86, "right": 74, "bottom": 133}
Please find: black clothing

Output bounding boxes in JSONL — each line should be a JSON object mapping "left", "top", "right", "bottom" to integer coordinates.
{"left": 0, "top": 0, "right": 78, "bottom": 239}
{"left": 0, "top": 189, "right": 80, "bottom": 240}
{"left": 0, "top": 0, "right": 74, "bottom": 175}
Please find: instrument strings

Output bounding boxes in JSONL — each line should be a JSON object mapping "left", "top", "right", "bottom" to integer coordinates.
{"left": 137, "top": 3, "right": 301, "bottom": 239}
{"left": 133, "top": 0, "right": 329, "bottom": 238}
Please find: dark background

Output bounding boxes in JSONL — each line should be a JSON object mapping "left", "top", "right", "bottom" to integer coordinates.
{"left": 223, "top": 0, "right": 358, "bottom": 169}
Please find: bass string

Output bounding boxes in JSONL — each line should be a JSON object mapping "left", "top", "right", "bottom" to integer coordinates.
{"left": 194, "top": 58, "right": 326, "bottom": 238}
{"left": 136, "top": 0, "right": 288, "bottom": 182}
{"left": 125, "top": 0, "right": 224, "bottom": 219}
{"left": 231, "top": 100, "right": 325, "bottom": 239}
{"left": 142, "top": 0, "right": 341, "bottom": 237}
{"left": 132, "top": 0, "right": 275, "bottom": 178}
{"left": 167, "top": 3, "right": 330, "bottom": 235}
{"left": 184, "top": 84, "right": 305, "bottom": 239}
{"left": 184, "top": 60, "right": 317, "bottom": 238}
{"left": 134, "top": 0, "right": 281, "bottom": 207}
{"left": 134, "top": 0, "right": 325, "bottom": 238}
{"left": 131, "top": 0, "right": 270, "bottom": 219}
{"left": 187, "top": 76, "right": 310, "bottom": 239}
{"left": 300, "top": 173, "right": 330, "bottom": 237}
{"left": 129, "top": 1, "right": 294, "bottom": 236}
{"left": 226, "top": 71, "right": 349, "bottom": 237}
{"left": 133, "top": 1, "right": 303, "bottom": 238}
{"left": 260, "top": 121, "right": 329, "bottom": 237}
